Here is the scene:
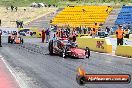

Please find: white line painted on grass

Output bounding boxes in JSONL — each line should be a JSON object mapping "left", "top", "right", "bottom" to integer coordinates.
{"left": 0, "top": 55, "right": 29, "bottom": 88}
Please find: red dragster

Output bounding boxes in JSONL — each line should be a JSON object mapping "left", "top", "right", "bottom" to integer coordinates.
{"left": 8, "top": 32, "right": 23, "bottom": 44}
{"left": 48, "top": 37, "right": 90, "bottom": 59}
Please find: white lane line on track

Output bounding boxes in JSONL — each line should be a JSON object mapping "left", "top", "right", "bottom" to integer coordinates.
{"left": 92, "top": 51, "right": 132, "bottom": 59}
{"left": 0, "top": 55, "right": 29, "bottom": 88}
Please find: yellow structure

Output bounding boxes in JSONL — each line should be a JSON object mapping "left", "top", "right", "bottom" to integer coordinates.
{"left": 51, "top": 6, "right": 112, "bottom": 28}
{"left": 77, "top": 36, "right": 112, "bottom": 53}
{"left": 115, "top": 45, "right": 132, "bottom": 58}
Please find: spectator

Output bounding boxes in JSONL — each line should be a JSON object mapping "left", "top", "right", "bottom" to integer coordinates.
{"left": 45, "top": 5, "right": 47, "bottom": 7}
{"left": 72, "top": 29, "right": 77, "bottom": 37}
{"left": 60, "top": 28, "right": 65, "bottom": 38}
{"left": 66, "top": 26, "right": 70, "bottom": 35}
{"left": 79, "top": 26, "right": 82, "bottom": 34}
{"left": 45, "top": 28, "right": 50, "bottom": 43}
{"left": 106, "top": 6, "right": 111, "bottom": 13}
{"left": 116, "top": 25, "right": 124, "bottom": 45}
{"left": 30, "top": 32, "right": 33, "bottom": 36}
{"left": 54, "top": 25, "right": 57, "bottom": 32}
{"left": 73, "top": 36, "right": 76, "bottom": 42}
{"left": 62, "top": 28, "right": 67, "bottom": 37}
{"left": 42, "top": 30, "right": 45, "bottom": 43}
{"left": 15, "top": 7, "right": 18, "bottom": 12}
{"left": 88, "top": 27, "right": 91, "bottom": 34}
{"left": 99, "top": 23, "right": 103, "bottom": 26}
{"left": 82, "top": 9, "right": 86, "bottom": 13}
{"left": 106, "top": 26, "right": 110, "bottom": 34}
{"left": 83, "top": 26, "right": 87, "bottom": 34}
{"left": 20, "top": 21, "right": 23, "bottom": 28}
{"left": 124, "top": 27, "right": 130, "bottom": 38}
{"left": 48, "top": 4, "right": 51, "bottom": 7}
{"left": 110, "top": 27, "right": 114, "bottom": 35}
{"left": 50, "top": 25, "right": 54, "bottom": 31}
{"left": 53, "top": 4, "right": 56, "bottom": 7}
{"left": 24, "top": 9, "right": 26, "bottom": 11}
{"left": 53, "top": 33, "right": 56, "bottom": 39}
{"left": 16, "top": 20, "right": 20, "bottom": 28}
{"left": 76, "top": 27, "right": 80, "bottom": 34}
{"left": 56, "top": 28, "right": 61, "bottom": 37}
{"left": 91, "top": 28, "right": 96, "bottom": 38}
{"left": 98, "top": 27, "right": 101, "bottom": 31}
{"left": 63, "top": 28, "right": 68, "bottom": 37}
{"left": 50, "top": 20, "right": 52, "bottom": 23}
{"left": 38, "top": 4, "right": 40, "bottom": 8}
{"left": 123, "top": 5, "right": 126, "bottom": 6}
{"left": 93, "top": 23, "right": 98, "bottom": 34}
{"left": 16, "top": 20, "right": 23, "bottom": 28}
{"left": 106, "top": 8, "right": 108, "bottom": 13}
{"left": 0, "top": 19, "right": 1, "bottom": 26}
{"left": 14, "top": 31, "right": 17, "bottom": 35}
{"left": 11, "top": 5, "right": 14, "bottom": 11}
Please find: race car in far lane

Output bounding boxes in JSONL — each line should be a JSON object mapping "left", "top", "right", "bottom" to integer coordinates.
{"left": 8, "top": 32, "right": 24, "bottom": 44}
{"left": 48, "top": 37, "right": 90, "bottom": 59}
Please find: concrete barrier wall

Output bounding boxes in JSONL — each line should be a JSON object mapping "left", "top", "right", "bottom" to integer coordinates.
{"left": 76, "top": 36, "right": 112, "bottom": 53}
{"left": 115, "top": 45, "right": 132, "bottom": 58}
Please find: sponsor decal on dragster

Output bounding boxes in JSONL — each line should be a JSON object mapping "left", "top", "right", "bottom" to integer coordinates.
{"left": 96, "top": 41, "right": 104, "bottom": 49}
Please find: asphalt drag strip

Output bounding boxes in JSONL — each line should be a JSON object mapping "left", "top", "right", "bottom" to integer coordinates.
{"left": 0, "top": 43, "right": 132, "bottom": 88}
